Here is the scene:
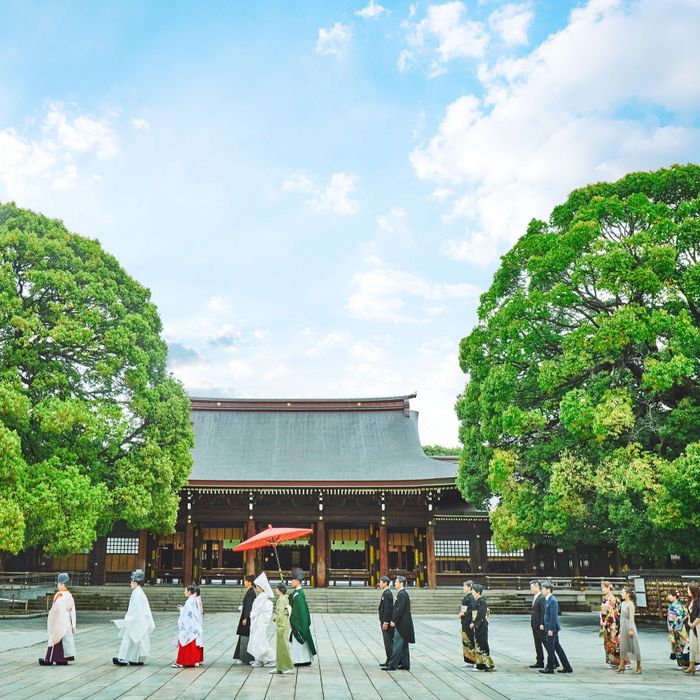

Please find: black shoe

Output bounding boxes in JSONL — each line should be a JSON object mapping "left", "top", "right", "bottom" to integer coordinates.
{"left": 529, "top": 663, "right": 544, "bottom": 668}
{"left": 557, "top": 668, "right": 573, "bottom": 673}
{"left": 38, "top": 659, "right": 52, "bottom": 666}
{"left": 56, "top": 661, "right": 68, "bottom": 666}
{"left": 112, "top": 658, "right": 128, "bottom": 666}
{"left": 64, "top": 656, "right": 74, "bottom": 662}
{"left": 539, "top": 668, "right": 554, "bottom": 674}
{"left": 129, "top": 661, "right": 144, "bottom": 666}
{"left": 379, "top": 664, "right": 388, "bottom": 668}
{"left": 381, "top": 666, "right": 396, "bottom": 671}
{"left": 483, "top": 667, "right": 494, "bottom": 672}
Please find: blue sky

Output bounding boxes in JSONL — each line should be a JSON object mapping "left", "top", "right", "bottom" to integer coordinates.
{"left": 1, "top": 0, "right": 699, "bottom": 444}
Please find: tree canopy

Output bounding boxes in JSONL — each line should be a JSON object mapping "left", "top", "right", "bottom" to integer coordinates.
{"left": 456, "top": 164, "right": 700, "bottom": 563}
{"left": 422, "top": 444, "right": 461, "bottom": 456}
{"left": 0, "top": 203, "right": 193, "bottom": 558}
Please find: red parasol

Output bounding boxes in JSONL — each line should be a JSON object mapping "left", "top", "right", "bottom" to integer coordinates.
{"left": 234, "top": 525, "right": 313, "bottom": 580}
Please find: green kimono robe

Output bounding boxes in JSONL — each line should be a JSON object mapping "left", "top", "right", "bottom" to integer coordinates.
{"left": 289, "top": 587, "right": 317, "bottom": 656}
{"left": 275, "top": 594, "right": 294, "bottom": 672}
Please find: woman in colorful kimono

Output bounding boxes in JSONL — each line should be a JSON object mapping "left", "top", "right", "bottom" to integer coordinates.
{"left": 248, "top": 572, "right": 276, "bottom": 667}
{"left": 599, "top": 580, "right": 620, "bottom": 666}
{"left": 617, "top": 586, "right": 642, "bottom": 674}
{"left": 173, "top": 584, "right": 203, "bottom": 668}
{"left": 666, "top": 590, "right": 689, "bottom": 667}
{"left": 39, "top": 573, "right": 76, "bottom": 666}
{"left": 270, "top": 583, "right": 294, "bottom": 674}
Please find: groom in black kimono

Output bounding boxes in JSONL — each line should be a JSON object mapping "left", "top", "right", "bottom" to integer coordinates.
{"left": 233, "top": 575, "right": 256, "bottom": 664}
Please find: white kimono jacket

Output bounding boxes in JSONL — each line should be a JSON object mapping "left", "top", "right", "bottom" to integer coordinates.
{"left": 112, "top": 586, "right": 155, "bottom": 662}
{"left": 47, "top": 590, "right": 76, "bottom": 658}
{"left": 177, "top": 594, "right": 203, "bottom": 648}
{"left": 194, "top": 594, "right": 204, "bottom": 650}
{"left": 247, "top": 572, "right": 276, "bottom": 663}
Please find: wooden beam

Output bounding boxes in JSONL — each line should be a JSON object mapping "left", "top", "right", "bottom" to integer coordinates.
{"left": 245, "top": 520, "right": 257, "bottom": 577}
{"left": 316, "top": 520, "right": 327, "bottom": 588}
{"left": 183, "top": 522, "right": 194, "bottom": 585}
{"left": 379, "top": 524, "right": 388, "bottom": 577}
{"left": 426, "top": 523, "right": 436, "bottom": 590}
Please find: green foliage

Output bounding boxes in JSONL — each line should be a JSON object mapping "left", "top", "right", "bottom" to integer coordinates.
{"left": 422, "top": 444, "right": 461, "bottom": 456}
{"left": 456, "top": 164, "right": 700, "bottom": 561}
{"left": 0, "top": 203, "right": 193, "bottom": 558}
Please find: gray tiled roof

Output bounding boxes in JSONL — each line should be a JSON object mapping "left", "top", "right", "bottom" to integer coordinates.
{"left": 188, "top": 408, "right": 457, "bottom": 483}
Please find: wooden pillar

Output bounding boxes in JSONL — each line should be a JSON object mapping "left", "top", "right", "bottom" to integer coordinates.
{"left": 137, "top": 529, "right": 148, "bottom": 573}
{"left": 146, "top": 533, "right": 158, "bottom": 585}
{"left": 192, "top": 525, "right": 203, "bottom": 584}
{"left": 245, "top": 520, "right": 257, "bottom": 577}
{"left": 316, "top": 520, "right": 327, "bottom": 588}
{"left": 426, "top": 523, "right": 437, "bottom": 590}
{"left": 89, "top": 536, "right": 107, "bottom": 586}
{"left": 379, "top": 524, "right": 388, "bottom": 577}
{"left": 183, "top": 522, "right": 194, "bottom": 585}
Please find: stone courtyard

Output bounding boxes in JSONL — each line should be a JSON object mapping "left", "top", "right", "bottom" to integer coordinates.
{"left": 0, "top": 610, "right": 698, "bottom": 699}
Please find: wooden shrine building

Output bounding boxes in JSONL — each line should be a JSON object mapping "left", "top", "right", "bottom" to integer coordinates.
{"left": 16, "top": 394, "right": 628, "bottom": 586}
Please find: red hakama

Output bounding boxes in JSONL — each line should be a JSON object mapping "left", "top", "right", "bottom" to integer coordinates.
{"left": 176, "top": 640, "right": 200, "bottom": 667}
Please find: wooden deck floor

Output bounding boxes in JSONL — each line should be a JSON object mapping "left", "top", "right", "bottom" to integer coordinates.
{"left": 0, "top": 611, "right": 698, "bottom": 699}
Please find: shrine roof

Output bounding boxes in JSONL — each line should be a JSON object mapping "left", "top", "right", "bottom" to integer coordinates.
{"left": 187, "top": 395, "right": 458, "bottom": 486}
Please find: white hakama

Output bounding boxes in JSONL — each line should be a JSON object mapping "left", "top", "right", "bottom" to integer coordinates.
{"left": 112, "top": 586, "right": 155, "bottom": 663}
{"left": 291, "top": 636, "right": 313, "bottom": 665}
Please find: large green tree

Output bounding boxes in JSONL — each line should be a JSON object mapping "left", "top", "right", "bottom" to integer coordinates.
{"left": 0, "top": 203, "right": 193, "bottom": 558}
{"left": 457, "top": 164, "right": 700, "bottom": 563}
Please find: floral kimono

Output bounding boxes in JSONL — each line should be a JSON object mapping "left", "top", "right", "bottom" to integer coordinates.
{"left": 599, "top": 592, "right": 620, "bottom": 665}
{"left": 667, "top": 600, "right": 689, "bottom": 667}
{"left": 175, "top": 595, "right": 203, "bottom": 667}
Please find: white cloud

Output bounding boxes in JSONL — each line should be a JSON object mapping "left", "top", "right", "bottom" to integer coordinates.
{"left": 347, "top": 267, "right": 480, "bottom": 323}
{"left": 0, "top": 103, "right": 117, "bottom": 201}
{"left": 305, "top": 331, "right": 352, "bottom": 357}
{"left": 348, "top": 340, "right": 385, "bottom": 363}
{"left": 488, "top": 2, "right": 534, "bottom": 47}
{"left": 283, "top": 170, "right": 359, "bottom": 214}
{"left": 228, "top": 358, "right": 253, "bottom": 381}
{"left": 403, "top": 2, "right": 489, "bottom": 76}
{"left": 411, "top": 0, "right": 700, "bottom": 266}
{"left": 316, "top": 22, "right": 352, "bottom": 56}
{"left": 207, "top": 295, "right": 231, "bottom": 312}
{"left": 376, "top": 207, "right": 407, "bottom": 235}
{"left": 356, "top": 1, "right": 387, "bottom": 19}
{"left": 131, "top": 117, "right": 151, "bottom": 131}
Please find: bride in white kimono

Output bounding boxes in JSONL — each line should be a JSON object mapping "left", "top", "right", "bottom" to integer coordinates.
{"left": 248, "top": 572, "right": 276, "bottom": 667}
{"left": 112, "top": 569, "right": 155, "bottom": 666}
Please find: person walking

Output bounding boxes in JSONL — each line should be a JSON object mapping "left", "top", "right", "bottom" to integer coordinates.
{"left": 233, "top": 575, "right": 256, "bottom": 664}
{"left": 617, "top": 586, "right": 642, "bottom": 674}
{"left": 378, "top": 575, "right": 394, "bottom": 666}
{"left": 173, "top": 584, "right": 203, "bottom": 668}
{"left": 382, "top": 575, "right": 414, "bottom": 671}
{"left": 39, "top": 573, "right": 76, "bottom": 666}
{"left": 270, "top": 583, "right": 294, "bottom": 675}
{"left": 248, "top": 572, "right": 276, "bottom": 668}
{"left": 528, "top": 579, "right": 546, "bottom": 669}
{"left": 539, "top": 581, "right": 573, "bottom": 675}
{"left": 666, "top": 589, "right": 689, "bottom": 667}
{"left": 289, "top": 568, "right": 317, "bottom": 667}
{"left": 471, "top": 584, "right": 494, "bottom": 671}
{"left": 112, "top": 569, "right": 155, "bottom": 666}
{"left": 599, "top": 580, "right": 621, "bottom": 666}
{"left": 684, "top": 581, "right": 700, "bottom": 675}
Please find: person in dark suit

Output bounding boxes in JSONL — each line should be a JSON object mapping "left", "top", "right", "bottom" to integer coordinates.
{"left": 378, "top": 575, "right": 394, "bottom": 665}
{"left": 460, "top": 580, "right": 476, "bottom": 665}
{"left": 529, "top": 579, "right": 546, "bottom": 668}
{"left": 233, "top": 575, "right": 256, "bottom": 664}
{"left": 539, "top": 581, "right": 573, "bottom": 674}
{"left": 471, "top": 584, "right": 494, "bottom": 671}
{"left": 382, "top": 575, "right": 415, "bottom": 671}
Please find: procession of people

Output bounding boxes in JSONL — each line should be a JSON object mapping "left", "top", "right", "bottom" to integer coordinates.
{"left": 36, "top": 568, "right": 700, "bottom": 685}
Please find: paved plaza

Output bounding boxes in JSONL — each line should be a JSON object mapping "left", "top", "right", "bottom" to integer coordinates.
{"left": 0, "top": 610, "right": 698, "bottom": 699}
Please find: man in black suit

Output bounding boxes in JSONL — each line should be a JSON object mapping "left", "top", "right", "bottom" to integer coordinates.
{"left": 529, "top": 579, "right": 546, "bottom": 668}
{"left": 539, "top": 580, "right": 573, "bottom": 674}
{"left": 382, "top": 575, "right": 415, "bottom": 671}
{"left": 233, "top": 575, "right": 256, "bottom": 664}
{"left": 378, "top": 575, "right": 394, "bottom": 665}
